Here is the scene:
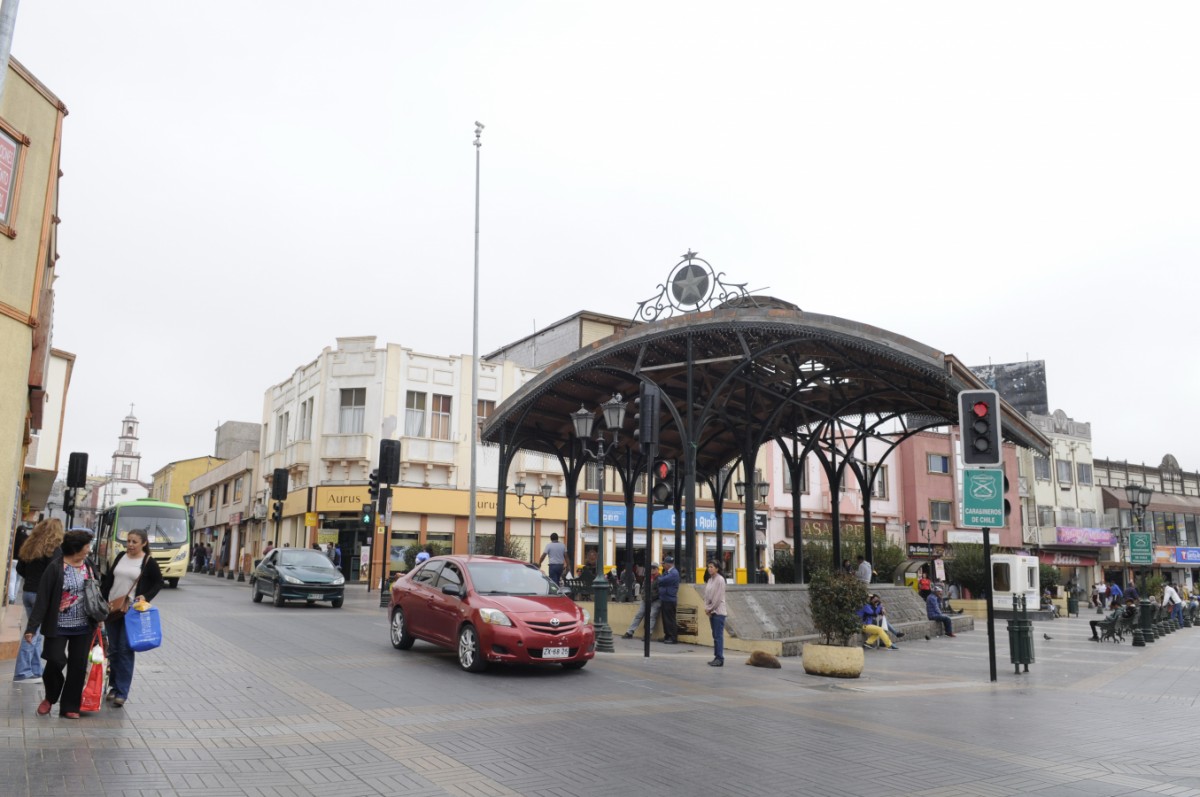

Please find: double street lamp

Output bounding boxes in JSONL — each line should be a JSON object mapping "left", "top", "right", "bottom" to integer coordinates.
{"left": 1124, "top": 483, "right": 1155, "bottom": 582}
{"left": 1124, "top": 483, "right": 1156, "bottom": 644}
{"left": 512, "top": 481, "right": 553, "bottom": 563}
{"left": 734, "top": 479, "right": 770, "bottom": 578}
{"left": 570, "top": 393, "right": 627, "bottom": 654}
{"left": 918, "top": 518, "right": 940, "bottom": 581}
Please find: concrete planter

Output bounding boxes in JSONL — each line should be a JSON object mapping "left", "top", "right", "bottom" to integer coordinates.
{"left": 801, "top": 642, "right": 864, "bottom": 678}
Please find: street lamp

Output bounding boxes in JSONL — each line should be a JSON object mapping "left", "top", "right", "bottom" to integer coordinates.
{"left": 1125, "top": 483, "right": 1155, "bottom": 644}
{"left": 512, "top": 481, "right": 553, "bottom": 563}
{"left": 570, "top": 393, "right": 627, "bottom": 654}
{"left": 734, "top": 480, "right": 771, "bottom": 576}
{"left": 918, "top": 518, "right": 940, "bottom": 582}
{"left": 1124, "top": 483, "right": 1155, "bottom": 581}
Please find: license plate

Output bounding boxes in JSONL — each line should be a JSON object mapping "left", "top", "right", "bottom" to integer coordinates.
{"left": 308, "top": 593, "right": 324, "bottom": 600}
{"left": 543, "top": 647, "right": 569, "bottom": 659}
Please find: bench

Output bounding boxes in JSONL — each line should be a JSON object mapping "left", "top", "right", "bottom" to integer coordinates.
{"left": 561, "top": 578, "right": 593, "bottom": 601}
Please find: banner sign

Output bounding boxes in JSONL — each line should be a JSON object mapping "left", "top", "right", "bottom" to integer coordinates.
{"left": 585, "top": 504, "right": 739, "bottom": 532}
{"left": 1038, "top": 551, "right": 1097, "bottom": 567}
{"left": 1175, "top": 548, "right": 1200, "bottom": 564}
{"left": 1055, "top": 527, "right": 1117, "bottom": 547}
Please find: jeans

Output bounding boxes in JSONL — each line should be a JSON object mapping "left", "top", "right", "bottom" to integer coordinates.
{"left": 626, "top": 599, "right": 661, "bottom": 636}
{"left": 105, "top": 615, "right": 137, "bottom": 700}
{"left": 548, "top": 564, "right": 564, "bottom": 585}
{"left": 1171, "top": 602, "right": 1184, "bottom": 626}
{"left": 710, "top": 613, "right": 726, "bottom": 660}
{"left": 42, "top": 631, "right": 91, "bottom": 715}
{"left": 862, "top": 624, "right": 893, "bottom": 648}
{"left": 14, "top": 591, "right": 42, "bottom": 679}
{"left": 930, "top": 613, "right": 954, "bottom": 636}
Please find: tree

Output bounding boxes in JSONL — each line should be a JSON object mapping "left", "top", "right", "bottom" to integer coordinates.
{"left": 808, "top": 567, "right": 868, "bottom": 646}
{"left": 945, "top": 543, "right": 988, "bottom": 597}
{"left": 771, "top": 549, "right": 796, "bottom": 584}
{"left": 468, "top": 534, "right": 527, "bottom": 560}
{"left": 870, "top": 540, "right": 906, "bottom": 585}
{"left": 1038, "top": 563, "right": 1060, "bottom": 591}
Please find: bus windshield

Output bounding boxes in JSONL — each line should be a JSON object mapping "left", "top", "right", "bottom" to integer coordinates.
{"left": 116, "top": 506, "right": 188, "bottom": 548}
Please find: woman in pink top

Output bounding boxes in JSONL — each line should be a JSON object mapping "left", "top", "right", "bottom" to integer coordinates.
{"left": 703, "top": 561, "right": 727, "bottom": 667}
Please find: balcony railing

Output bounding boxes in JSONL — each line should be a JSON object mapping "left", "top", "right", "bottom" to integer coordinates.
{"left": 321, "top": 434, "right": 371, "bottom": 461}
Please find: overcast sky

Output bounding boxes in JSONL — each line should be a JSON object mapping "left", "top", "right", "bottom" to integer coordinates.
{"left": 15, "top": 2, "right": 1200, "bottom": 481}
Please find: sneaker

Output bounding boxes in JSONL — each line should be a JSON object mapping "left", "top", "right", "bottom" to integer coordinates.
{"left": 885, "top": 645, "right": 900, "bottom": 651}
{"left": 863, "top": 641, "right": 877, "bottom": 650}
{"left": 13, "top": 676, "right": 42, "bottom": 684}
{"left": 111, "top": 698, "right": 125, "bottom": 708}
{"left": 896, "top": 631, "right": 905, "bottom": 638}
{"left": 621, "top": 633, "right": 633, "bottom": 639}
{"left": 707, "top": 658, "right": 724, "bottom": 667}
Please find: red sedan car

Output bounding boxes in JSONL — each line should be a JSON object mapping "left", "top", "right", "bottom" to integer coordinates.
{"left": 388, "top": 555, "right": 595, "bottom": 672}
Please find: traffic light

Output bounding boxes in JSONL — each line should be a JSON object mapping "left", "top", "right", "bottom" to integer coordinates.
{"left": 271, "top": 500, "right": 283, "bottom": 523}
{"left": 62, "top": 488, "right": 75, "bottom": 515}
{"left": 959, "top": 389, "right": 1002, "bottom": 467}
{"left": 378, "top": 439, "right": 401, "bottom": 485}
{"left": 632, "top": 383, "right": 661, "bottom": 450}
{"left": 368, "top": 469, "right": 380, "bottom": 501}
{"left": 652, "top": 460, "right": 675, "bottom": 506}
{"left": 272, "top": 468, "right": 289, "bottom": 501}
{"left": 361, "top": 502, "right": 376, "bottom": 528}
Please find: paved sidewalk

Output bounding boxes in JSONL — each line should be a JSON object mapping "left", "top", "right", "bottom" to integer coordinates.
{"left": 4, "top": 574, "right": 1200, "bottom": 796}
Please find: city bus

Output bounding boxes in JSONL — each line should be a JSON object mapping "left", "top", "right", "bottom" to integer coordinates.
{"left": 95, "top": 498, "right": 190, "bottom": 588}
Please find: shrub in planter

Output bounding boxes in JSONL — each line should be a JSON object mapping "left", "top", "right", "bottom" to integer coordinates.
{"left": 808, "top": 567, "right": 869, "bottom": 646}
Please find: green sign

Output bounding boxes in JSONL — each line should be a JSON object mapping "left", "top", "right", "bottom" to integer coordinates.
{"left": 961, "top": 468, "right": 1004, "bottom": 529}
{"left": 1129, "top": 531, "right": 1153, "bottom": 565}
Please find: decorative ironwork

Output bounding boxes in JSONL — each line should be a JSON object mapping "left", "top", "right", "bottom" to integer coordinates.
{"left": 633, "top": 251, "right": 750, "bottom": 322}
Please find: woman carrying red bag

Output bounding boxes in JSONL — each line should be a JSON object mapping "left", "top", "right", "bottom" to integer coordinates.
{"left": 99, "top": 529, "right": 163, "bottom": 708}
{"left": 23, "top": 530, "right": 99, "bottom": 719}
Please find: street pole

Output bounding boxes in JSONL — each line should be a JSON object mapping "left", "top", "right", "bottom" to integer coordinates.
{"left": 983, "top": 525, "right": 997, "bottom": 682}
{"left": 592, "top": 438, "right": 614, "bottom": 652}
{"left": 468, "top": 121, "right": 484, "bottom": 555}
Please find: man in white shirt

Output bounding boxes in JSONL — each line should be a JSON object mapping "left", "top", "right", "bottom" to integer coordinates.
{"left": 1163, "top": 582, "right": 1184, "bottom": 626}
{"left": 855, "top": 555, "right": 873, "bottom": 585}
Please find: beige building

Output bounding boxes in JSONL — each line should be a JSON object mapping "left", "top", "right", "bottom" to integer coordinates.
{"left": 150, "top": 454, "right": 225, "bottom": 507}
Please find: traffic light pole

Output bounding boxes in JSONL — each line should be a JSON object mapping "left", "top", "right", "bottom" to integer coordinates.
{"left": 643, "top": 442, "right": 657, "bottom": 659}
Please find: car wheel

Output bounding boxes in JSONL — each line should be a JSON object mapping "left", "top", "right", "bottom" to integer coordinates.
{"left": 457, "top": 624, "right": 487, "bottom": 672}
{"left": 331, "top": 596, "right": 344, "bottom": 609}
{"left": 273, "top": 583, "right": 285, "bottom": 607}
{"left": 390, "top": 607, "right": 414, "bottom": 649}
{"left": 561, "top": 660, "right": 587, "bottom": 671}
{"left": 252, "top": 583, "right": 263, "bottom": 603}
{"left": 167, "top": 578, "right": 179, "bottom": 589}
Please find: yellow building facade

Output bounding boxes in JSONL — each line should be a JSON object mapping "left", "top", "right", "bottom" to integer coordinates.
{"left": 150, "top": 456, "right": 226, "bottom": 507}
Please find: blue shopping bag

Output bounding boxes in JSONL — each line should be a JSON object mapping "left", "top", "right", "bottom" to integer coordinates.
{"left": 125, "top": 605, "right": 162, "bottom": 652}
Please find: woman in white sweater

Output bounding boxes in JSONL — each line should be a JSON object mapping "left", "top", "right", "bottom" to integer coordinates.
{"left": 703, "top": 561, "right": 728, "bottom": 667}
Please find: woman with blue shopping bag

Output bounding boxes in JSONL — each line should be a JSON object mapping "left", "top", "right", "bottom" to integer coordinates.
{"left": 99, "top": 530, "right": 162, "bottom": 708}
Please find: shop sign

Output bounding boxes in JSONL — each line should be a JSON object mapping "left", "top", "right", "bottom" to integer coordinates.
{"left": 1154, "top": 546, "right": 1175, "bottom": 563}
{"left": 585, "top": 504, "right": 739, "bottom": 532}
{"left": 1038, "top": 551, "right": 1097, "bottom": 567}
{"left": 1175, "top": 548, "right": 1200, "bottom": 564}
{"left": 946, "top": 529, "right": 999, "bottom": 545}
{"left": 787, "top": 519, "right": 886, "bottom": 540}
{"left": 1055, "top": 527, "right": 1117, "bottom": 547}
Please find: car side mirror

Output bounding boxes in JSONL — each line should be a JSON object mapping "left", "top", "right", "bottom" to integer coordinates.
{"left": 441, "top": 584, "right": 464, "bottom": 597}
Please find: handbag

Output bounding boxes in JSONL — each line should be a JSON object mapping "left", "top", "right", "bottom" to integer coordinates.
{"left": 81, "top": 567, "right": 110, "bottom": 625}
{"left": 80, "top": 629, "right": 106, "bottom": 712}
{"left": 125, "top": 604, "right": 162, "bottom": 652}
{"left": 104, "top": 553, "right": 145, "bottom": 623}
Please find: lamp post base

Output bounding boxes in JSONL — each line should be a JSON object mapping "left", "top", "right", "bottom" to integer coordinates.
{"left": 1132, "top": 628, "right": 1145, "bottom": 647}
{"left": 591, "top": 579, "right": 614, "bottom": 653}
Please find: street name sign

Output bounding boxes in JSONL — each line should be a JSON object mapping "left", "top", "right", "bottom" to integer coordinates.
{"left": 1129, "top": 531, "right": 1153, "bottom": 565}
{"left": 961, "top": 468, "right": 1004, "bottom": 529}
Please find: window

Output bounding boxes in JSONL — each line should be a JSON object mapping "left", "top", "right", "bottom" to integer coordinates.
{"left": 209, "top": 488, "right": 217, "bottom": 509}
{"left": 993, "top": 562, "right": 1011, "bottom": 592}
{"left": 930, "top": 500, "right": 952, "bottom": 523}
{"left": 412, "top": 561, "right": 443, "bottom": 585}
{"left": 431, "top": 394, "right": 452, "bottom": 441}
{"left": 1076, "top": 463, "right": 1093, "bottom": 486}
{"left": 927, "top": 454, "right": 950, "bottom": 474}
{"left": 476, "top": 399, "right": 495, "bottom": 441}
{"left": 1037, "top": 505, "right": 1054, "bottom": 526}
{"left": 405, "top": 391, "right": 426, "bottom": 437}
{"left": 339, "top": 388, "right": 366, "bottom": 434}
{"left": 436, "top": 563, "right": 463, "bottom": 592}
{"left": 1033, "top": 456, "right": 1050, "bottom": 481}
{"left": 233, "top": 477, "right": 244, "bottom": 503}
{"left": 585, "top": 462, "right": 602, "bottom": 491}
{"left": 1059, "top": 508, "right": 1076, "bottom": 526}
{"left": 1080, "top": 510, "right": 1096, "bottom": 527}
{"left": 122, "top": 442, "right": 131, "bottom": 453}
{"left": 0, "top": 123, "right": 26, "bottom": 238}
{"left": 718, "top": 467, "right": 733, "bottom": 500}
{"left": 298, "top": 398, "right": 313, "bottom": 441}
{"left": 783, "top": 463, "right": 809, "bottom": 494}
{"left": 221, "top": 484, "right": 230, "bottom": 505}
{"left": 1055, "top": 459, "right": 1073, "bottom": 486}
{"left": 275, "top": 411, "right": 288, "bottom": 451}
{"left": 121, "top": 464, "right": 130, "bottom": 479}
{"left": 869, "top": 465, "right": 888, "bottom": 500}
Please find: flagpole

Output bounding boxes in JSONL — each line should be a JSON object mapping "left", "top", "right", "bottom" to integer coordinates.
{"left": 468, "top": 122, "right": 484, "bottom": 554}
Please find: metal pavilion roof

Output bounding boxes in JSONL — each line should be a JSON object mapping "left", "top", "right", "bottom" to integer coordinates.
{"left": 480, "top": 298, "right": 1051, "bottom": 472}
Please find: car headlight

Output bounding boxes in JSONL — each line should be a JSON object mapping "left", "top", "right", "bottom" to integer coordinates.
{"left": 581, "top": 609, "right": 591, "bottom": 625}
{"left": 282, "top": 574, "right": 302, "bottom": 584}
{"left": 332, "top": 576, "right": 345, "bottom": 585}
{"left": 171, "top": 550, "right": 187, "bottom": 562}
{"left": 478, "top": 608, "right": 513, "bottom": 626}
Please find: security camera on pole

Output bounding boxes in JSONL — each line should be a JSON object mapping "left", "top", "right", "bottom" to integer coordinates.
{"left": 958, "top": 389, "right": 1005, "bottom": 682}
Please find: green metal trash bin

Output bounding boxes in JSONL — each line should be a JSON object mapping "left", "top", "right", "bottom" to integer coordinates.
{"left": 1007, "top": 595, "right": 1035, "bottom": 673}
{"left": 1067, "top": 596, "right": 1079, "bottom": 617}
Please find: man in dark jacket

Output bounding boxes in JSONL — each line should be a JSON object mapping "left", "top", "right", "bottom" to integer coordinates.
{"left": 657, "top": 556, "right": 680, "bottom": 644}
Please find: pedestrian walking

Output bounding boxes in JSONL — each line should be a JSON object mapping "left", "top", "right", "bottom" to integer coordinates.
{"left": 622, "top": 563, "right": 661, "bottom": 639}
{"left": 24, "top": 529, "right": 100, "bottom": 718}
{"left": 926, "top": 586, "right": 956, "bottom": 637}
{"left": 703, "top": 561, "right": 727, "bottom": 666}
{"left": 13, "top": 518, "right": 64, "bottom": 684}
{"left": 537, "top": 533, "right": 568, "bottom": 585}
{"left": 333, "top": 544, "right": 342, "bottom": 568}
{"left": 99, "top": 529, "right": 163, "bottom": 708}
{"left": 1163, "top": 582, "right": 1184, "bottom": 626}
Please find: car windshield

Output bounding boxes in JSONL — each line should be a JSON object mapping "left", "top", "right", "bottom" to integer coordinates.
{"left": 116, "top": 507, "right": 188, "bottom": 547}
{"left": 279, "top": 550, "right": 336, "bottom": 569}
{"left": 468, "top": 562, "right": 558, "bottom": 596}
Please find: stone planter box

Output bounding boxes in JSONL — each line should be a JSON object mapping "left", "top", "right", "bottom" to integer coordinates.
{"left": 801, "top": 642, "right": 864, "bottom": 678}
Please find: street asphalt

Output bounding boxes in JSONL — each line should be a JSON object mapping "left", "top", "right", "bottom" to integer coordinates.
{"left": 3, "top": 574, "right": 1199, "bottom": 797}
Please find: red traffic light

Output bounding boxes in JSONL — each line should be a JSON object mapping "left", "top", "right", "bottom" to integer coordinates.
{"left": 972, "top": 401, "right": 989, "bottom": 418}
{"left": 655, "top": 461, "right": 671, "bottom": 480}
